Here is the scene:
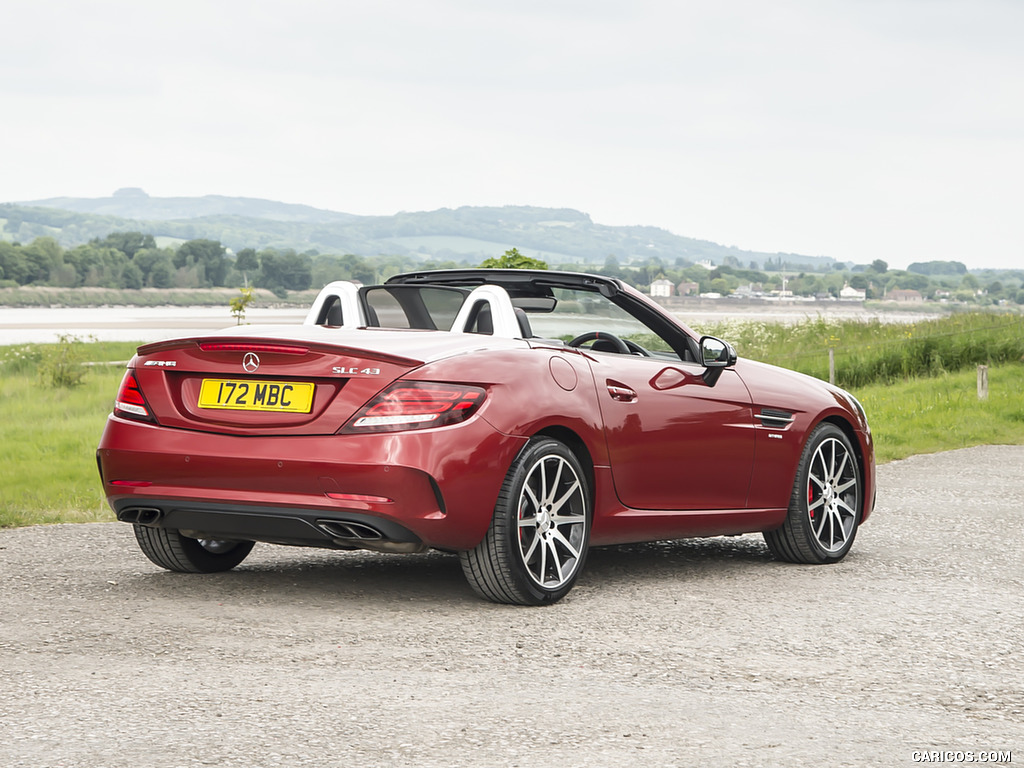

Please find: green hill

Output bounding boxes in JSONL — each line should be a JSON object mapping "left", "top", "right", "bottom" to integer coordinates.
{"left": 3, "top": 189, "right": 836, "bottom": 269}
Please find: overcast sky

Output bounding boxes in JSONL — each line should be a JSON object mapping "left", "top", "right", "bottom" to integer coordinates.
{"left": 3, "top": 0, "right": 1022, "bottom": 269}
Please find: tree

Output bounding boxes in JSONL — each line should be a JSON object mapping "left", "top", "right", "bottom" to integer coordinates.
{"left": 257, "top": 248, "right": 313, "bottom": 294}
{"left": 23, "top": 237, "right": 62, "bottom": 283}
{"left": 133, "top": 247, "right": 175, "bottom": 285}
{"left": 276, "top": 251, "right": 313, "bottom": 290}
{"left": 230, "top": 286, "right": 255, "bottom": 325}
{"left": 0, "top": 241, "right": 30, "bottom": 284}
{"left": 480, "top": 247, "right": 548, "bottom": 270}
{"left": 869, "top": 259, "right": 889, "bottom": 274}
{"left": 602, "top": 254, "right": 623, "bottom": 278}
{"left": 960, "top": 273, "right": 980, "bottom": 292}
{"left": 338, "top": 254, "right": 375, "bottom": 284}
{"left": 235, "top": 248, "right": 259, "bottom": 286}
{"left": 149, "top": 260, "right": 174, "bottom": 288}
{"left": 93, "top": 231, "right": 156, "bottom": 259}
{"left": 175, "top": 239, "right": 228, "bottom": 286}
{"left": 121, "top": 261, "right": 144, "bottom": 289}
{"left": 887, "top": 272, "right": 930, "bottom": 291}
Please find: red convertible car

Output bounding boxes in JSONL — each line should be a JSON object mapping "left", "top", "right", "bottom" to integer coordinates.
{"left": 97, "top": 269, "right": 875, "bottom": 604}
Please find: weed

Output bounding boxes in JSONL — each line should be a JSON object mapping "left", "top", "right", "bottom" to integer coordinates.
{"left": 699, "top": 312, "right": 1024, "bottom": 388}
{"left": 37, "top": 334, "right": 93, "bottom": 389}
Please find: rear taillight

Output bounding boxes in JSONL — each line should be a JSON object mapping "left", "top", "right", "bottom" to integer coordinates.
{"left": 340, "top": 381, "right": 485, "bottom": 433}
{"left": 114, "top": 370, "right": 154, "bottom": 422}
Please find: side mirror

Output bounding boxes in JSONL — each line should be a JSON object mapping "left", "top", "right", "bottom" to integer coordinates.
{"left": 698, "top": 336, "right": 737, "bottom": 386}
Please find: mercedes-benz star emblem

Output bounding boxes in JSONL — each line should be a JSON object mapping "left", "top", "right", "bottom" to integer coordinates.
{"left": 242, "top": 352, "right": 260, "bottom": 373}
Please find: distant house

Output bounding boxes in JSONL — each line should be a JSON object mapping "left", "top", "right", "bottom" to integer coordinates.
{"left": 889, "top": 289, "right": 923, "bottom": 303}
{"left": 650, "top": 279, "right": 675, "bottom": 297}
{"left": 840, "top": 283, "right": 866, "bottom": 301}
{"left": 677, "top": 281, "right": 700, "bottom": 296}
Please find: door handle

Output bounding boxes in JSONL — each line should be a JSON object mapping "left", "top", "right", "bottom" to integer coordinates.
{"left": 606, "top": 383, "right": 638, "bottom": 403}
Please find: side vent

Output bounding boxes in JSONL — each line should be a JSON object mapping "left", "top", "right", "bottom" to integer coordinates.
{"left": 757, "top": 408, "right": 795, "bottom": 429}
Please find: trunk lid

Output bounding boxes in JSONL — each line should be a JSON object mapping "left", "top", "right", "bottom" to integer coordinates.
{"left": 128, "top": 326, "right": 494, "bottom": 436}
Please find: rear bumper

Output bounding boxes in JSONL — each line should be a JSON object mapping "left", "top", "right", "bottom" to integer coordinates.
{"left": 97, "top": 414, "right": 527, "bottom": 551}
{"left": 112, "top": 498, "right": 427, "bottom": 552}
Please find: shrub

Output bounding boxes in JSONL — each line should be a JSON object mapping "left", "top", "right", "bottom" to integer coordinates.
{"left": 38, "top": 334, "right": 92, "bottom": 389}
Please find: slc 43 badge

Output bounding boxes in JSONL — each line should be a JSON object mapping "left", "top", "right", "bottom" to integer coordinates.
{"left": 333, "top": 366, "right": 381, "bottom": 375}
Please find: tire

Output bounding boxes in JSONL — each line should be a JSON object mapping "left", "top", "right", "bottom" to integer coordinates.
{"left": 133, "top": 525, "right": 255, "bottom": 573}
{"left": 460, "top": 437, "right": 591, "bottom": 605}
{"left": 764, "top": 422, "right": 861, "bottom": 564}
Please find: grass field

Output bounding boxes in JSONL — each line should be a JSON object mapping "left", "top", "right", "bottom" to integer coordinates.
{"left": 2, "top": 319, "right": 1022, "bottom": 528}
{"left": 0, "top": 340, "right": 138, "bottom": 527}
{"left": 855, "top": 362, "right": 1024, "bottom": 462}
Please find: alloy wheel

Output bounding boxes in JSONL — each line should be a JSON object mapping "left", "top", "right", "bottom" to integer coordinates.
{"left": 516, "top": 454, "right": 588, "bottom": 589}
{"left": 807, "top": 436, "right": 859, "bottom": 553}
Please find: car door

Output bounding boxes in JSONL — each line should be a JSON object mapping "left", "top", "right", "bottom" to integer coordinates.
{"left": 589, "top": 352, "right": 756, "bottom": 511}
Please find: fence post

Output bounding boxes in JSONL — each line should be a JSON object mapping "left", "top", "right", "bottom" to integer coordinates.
{"left": 977, "top": 364, "right": 988, "bottom": 400}
{"left": 829, "top": 347, "right": 835, "bottom": 386}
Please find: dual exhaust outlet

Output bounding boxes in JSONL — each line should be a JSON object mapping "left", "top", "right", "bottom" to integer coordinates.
{"left": 117, "top": 507, "right": 164, "bottom": 525}
{"left": 317, "top": 519, "right": 427, "bottom": 554}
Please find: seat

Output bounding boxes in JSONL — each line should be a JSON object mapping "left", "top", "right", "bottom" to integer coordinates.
{"left": 364, "top": 303, "right": 380, "bottom": 327}
{"left": 591, "top": 338, "right": 622, "bottom": 353}
{"left": 324, "top": 300, "right": 344, "bottom": 326}
{"left": 467, "top": 303, "right": 493, "bottom": 334}
{"left": 513, "top": 307, "right": 533, "bottom": 338}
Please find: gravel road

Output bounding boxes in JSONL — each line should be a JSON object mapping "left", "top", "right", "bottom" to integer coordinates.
{"left": 2, "top": 445, "right": 1021, "bottom": 768}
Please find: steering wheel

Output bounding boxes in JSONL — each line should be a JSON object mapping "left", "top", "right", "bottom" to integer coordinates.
{"left": 623, "top": 339, "right": 651, "bottom": 357}
{"left": 568, "top": 331, "right": 631, "bottom": 355}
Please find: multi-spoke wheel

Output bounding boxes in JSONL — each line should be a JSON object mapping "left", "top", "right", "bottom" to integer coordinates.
{"left": 133, "top": 525, "right": 255, "bottom": 573}
{"left": 764, "top": 423, "right": 861, "bottom": 564}
{"left": 460, "top": 437, "right": 591, "bottom": 605}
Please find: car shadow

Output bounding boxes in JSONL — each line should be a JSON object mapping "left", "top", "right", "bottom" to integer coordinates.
{"left": 586, "top": 535, "right": 774, "bottom": 577}
{"left": 121, "top": 535, "right": 778, "bottom": 607}
{"left": 128, "top": 547, "right": 475, "bottom": 606}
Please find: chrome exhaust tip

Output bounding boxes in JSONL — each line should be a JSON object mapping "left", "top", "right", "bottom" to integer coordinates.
{"left": 117, "top": 507, "right": 164, "bottom": 525}
{"left": 318, "top": 520, "right": 384, "bottom": 541}
{"left": 317, "top": 519, "right": 427, "bottom": 554}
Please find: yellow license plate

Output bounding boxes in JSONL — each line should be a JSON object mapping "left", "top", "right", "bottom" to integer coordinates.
{"left": 198, "top": 379, "right": 315, "bottom": 413}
